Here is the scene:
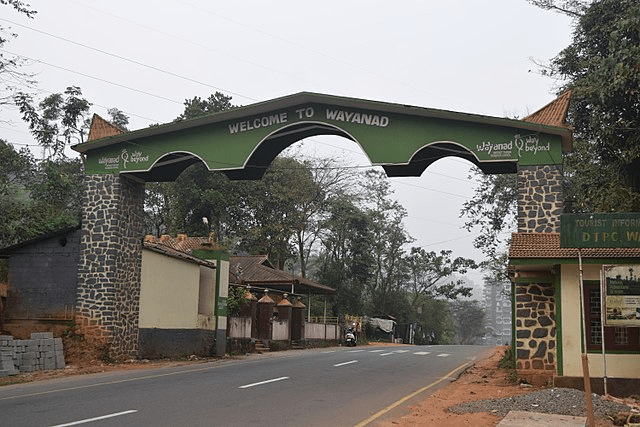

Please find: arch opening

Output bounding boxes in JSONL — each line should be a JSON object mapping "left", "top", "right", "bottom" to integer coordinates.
{"left": 383, "top": 142, "right": 517, "bottom": 178}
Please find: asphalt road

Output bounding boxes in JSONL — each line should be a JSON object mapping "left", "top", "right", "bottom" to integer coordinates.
{"left": 0, "top": 345, "right": 494, "bottom": 427}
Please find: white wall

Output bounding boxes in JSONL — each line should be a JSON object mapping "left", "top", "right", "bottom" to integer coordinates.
{"left": 560, "top": 263, "right": 640, "bottom": 378}
{"left": 139, "top": 249, "right": 201, "bottom": 329}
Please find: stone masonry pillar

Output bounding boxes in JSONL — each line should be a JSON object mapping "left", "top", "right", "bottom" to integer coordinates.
{"left": 517, "top": 165, "right": 564, "bottom": 233}
{"left": 75, "top": 174, "right": 145, "bottom": 360}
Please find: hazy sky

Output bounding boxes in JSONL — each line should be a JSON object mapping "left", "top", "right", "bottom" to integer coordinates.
{"left": 1, "top": 0, "right": 575, "bottom": 286}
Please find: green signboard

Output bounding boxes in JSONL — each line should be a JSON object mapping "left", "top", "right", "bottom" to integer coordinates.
{"left": 74, "top": 93, "right": 569, "bottom": 178}
{"left": 560, "top": 213, "right": 640, "bottom": 248}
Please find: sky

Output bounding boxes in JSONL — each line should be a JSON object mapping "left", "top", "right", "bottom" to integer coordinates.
{"left": 0, "top": 0, "right": 576, "bottom": 290}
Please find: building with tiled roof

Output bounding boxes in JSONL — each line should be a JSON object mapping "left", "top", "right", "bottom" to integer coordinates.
{"left": 509, "top": 231, "right": 640, "bottom": 396}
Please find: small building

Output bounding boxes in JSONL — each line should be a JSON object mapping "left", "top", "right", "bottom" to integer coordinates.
{"left": 509, "top": 232, "right": 640, "bottom": 396}
{"left": 0, "top": 227, "right": 81, "bottom": 337}
{"left": 138, "top": 238, "right": 225, "bottom": 359}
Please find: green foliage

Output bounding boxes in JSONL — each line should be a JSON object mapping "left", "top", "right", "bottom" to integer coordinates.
{"left": 551, "top": 0, "right": 640, "bottom": 212}
{"left": 449, "top": 299, "right": 486, "bottom": 345}
{"left": 413, "top": 298, "right": 455, "bottom": 345}
{"left": 15, "top": 86, "right": 91, "bottom": 158}
{"left": 461, "top": 168, "right": 517, "bottom": 260}
{"left": 227, "top": 286, "right": 248, "bottom": 316}
{"left": 175, "top": 92, "right": 235, "bottom": 121}
{"left": 107, "top": 108, "right": 129, "bottom": 130}
{"left": 498, "top": 346, "right": 516, "bottom": 370}
{"left": 0, "top": 141, "right": 81, "bottom": 247}
{"left": 0, "top": 0, "right": 37, "bottom": 112}
{"left": 405, "top": 247, "right": 476, "bottom": 306}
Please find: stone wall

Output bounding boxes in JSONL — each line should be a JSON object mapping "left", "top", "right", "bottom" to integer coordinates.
{"left": 517, "top": 165, "right": 563, "bottom": 233}
{"left": 76, "top": 174, "right": 145, "bottom": 360}
{"left": 514, "top": 282, "right": 556, "bottom": 384}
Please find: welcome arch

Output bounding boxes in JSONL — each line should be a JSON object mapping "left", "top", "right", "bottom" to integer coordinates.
{"left": 72, "top": 92, "right": 571, "bottom": 359}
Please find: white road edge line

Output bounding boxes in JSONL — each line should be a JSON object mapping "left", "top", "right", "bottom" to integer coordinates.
{"left": 239, "top": 376, "right": 290, "bottom": 389}
{"left": 50, "top": 410, "right": 138, "bottom": 427}
{"left": 334, "top": 360, "right": 358, "bottom": 367}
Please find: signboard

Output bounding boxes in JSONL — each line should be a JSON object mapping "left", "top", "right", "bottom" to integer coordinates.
{"left": 76, "top": 93, "right": 567, "bottom": 176}
{"left": 560, "top": 213, "right": 640, "bottom": 248}
{"left": 603, "top": 265, "right": 640, "bottom": 326}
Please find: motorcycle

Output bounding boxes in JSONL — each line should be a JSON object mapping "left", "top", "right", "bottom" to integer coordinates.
{"left": 345, "top": 325, "right": 357, "bottom": 347}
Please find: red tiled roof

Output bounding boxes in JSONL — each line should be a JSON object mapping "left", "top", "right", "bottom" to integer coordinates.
{"left": 143, "top": 240, "right": 216, "bottom": 267}
{"left": 87, "top": 114, "right": 125, "bottom": 142}
{"left": 522, "top": 91, "right": 572, "bottom": 129}
{"left": 509, "top": 233, "right": 640, "bottom": 259}
{"left": 145, "top": 234, "right": 226, "bottom": 252}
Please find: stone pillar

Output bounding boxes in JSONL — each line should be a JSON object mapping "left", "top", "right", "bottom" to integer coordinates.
{"left": 75, "top": 174, "right": 145, "bottom": 360}
{"left": 514, "top": 282, "right": 556, "bottom": 385}
{"left": 517, "top": 165, "right": 564, "bottom": 233}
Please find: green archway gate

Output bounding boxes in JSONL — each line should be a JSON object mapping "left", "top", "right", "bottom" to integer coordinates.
{"left": 72, "top": 92, "right": 571, "bottom": 359}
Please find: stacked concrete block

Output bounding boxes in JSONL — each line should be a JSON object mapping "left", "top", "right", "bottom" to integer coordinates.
{"left": 0, "top": 335, "right": 19, "bottom": 377}
{"left": 0, "top": 332, "right": 65, "bottom": 376}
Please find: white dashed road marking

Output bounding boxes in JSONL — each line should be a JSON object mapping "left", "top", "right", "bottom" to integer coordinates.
{"left": 239, "top": 376, "right": 290, "bottom": 389}
{"left": 334, "top": 360, "right": 359, "bottom": 367}
{"left": 50, "top": 410, "right": 138, "bottom": 427}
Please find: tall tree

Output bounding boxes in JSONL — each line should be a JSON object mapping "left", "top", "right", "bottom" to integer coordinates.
{"left": 15, "top": 86, "right": 91, "bottom": 158}
{"left": 361, "top": 170, "right": 413, "bottom": 315}
{"left": 0, "top": 139, "right": 35, "bottom": 246}
{"left": 144, "top": 92, "right": 237, "bottom": 238}
{"left": 404, "top": 247, "right": 476, "bottom": 309}
{"left": 449, "top": 299, "right": 486, "bottom": 345}
{"left": 0, "top": 0, "right": 37, "bottom": 120}
{"left": 462, "top": 0, "right": 640, "bottom": 275}
{"left": 552, "top": 0, "right": 640, "bottom": 211}
{"left": 175, "top": 92, "right": 235, "bottom": 121}
{"left": 316, "top": 193, "right": 374, "bottom": 316}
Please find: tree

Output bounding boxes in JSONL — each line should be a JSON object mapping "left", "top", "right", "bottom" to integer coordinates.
{"left": 15, "top": 86, "right": 91, "bottom": 158}
{"left": 316, "top": 193, "right": 374, "bottom": 316}
{"left": 175, "top": 92, "right": 235, "bottom": 121}
{"left": 460, "top": 168, "right": 516, "bottom": 282}
{"left": 360, "top": 170, "right": 413, "bottom": 315}
{"left": 552, "top": 0, "right": 640, "bottom": 212}
{"left": 0, "top": 1, "right": 37, "bottom": 120}
{"left": 462, "top": 0, "right": 640, "bottom": 274}
{"left": 0, "top": 139, "right": 35, "bottom": 246}
{"left": 144, "top": 92, "right": 237, "bottom": 238}
{"left": 449, "top": 299, "right": 486, "bottom": 345}
{"left": 0, "top": 140, "right": 81, "bottom": 247}
{"left": 404, "top": 247, "right": 476, "bottom": 309}
{"left": 107, "top": 108, "right": 129, "bottom": 130}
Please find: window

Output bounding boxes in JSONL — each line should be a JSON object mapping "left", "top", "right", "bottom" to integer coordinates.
{"left": 583, "top": 281, "right": 640, "bottom": 352}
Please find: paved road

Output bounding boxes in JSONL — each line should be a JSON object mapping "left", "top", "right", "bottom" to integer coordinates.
{"left": 0, "top": 345, "right": 494, "bottom": 427}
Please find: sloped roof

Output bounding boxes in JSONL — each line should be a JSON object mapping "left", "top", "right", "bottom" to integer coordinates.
{"left": 143, "top": 235, "right": 334, "bottom": 295}
{"left": 144, "top": 234, "right": 226, "bottom": 252}
{"left": 522, "top": 91, "right": 572, "bottom": 129}
{"left": 509, "top": 233, "right": 640, "bottom": 259}
{"left": 142, "top": 239, "right": 216, "bottom": 268}
{"left": 0, "top": 225, "right": 81, "bottom": 257}
{"left": 87, "top": 114, "right": 125, "bottom": 142}
{"left": 230, "top": 255, "right": 335, "bottom": 295}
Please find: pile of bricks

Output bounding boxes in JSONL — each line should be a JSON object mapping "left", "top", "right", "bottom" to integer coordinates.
{"left": 0, "top": 332, "right": 65, "bottom": 377}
